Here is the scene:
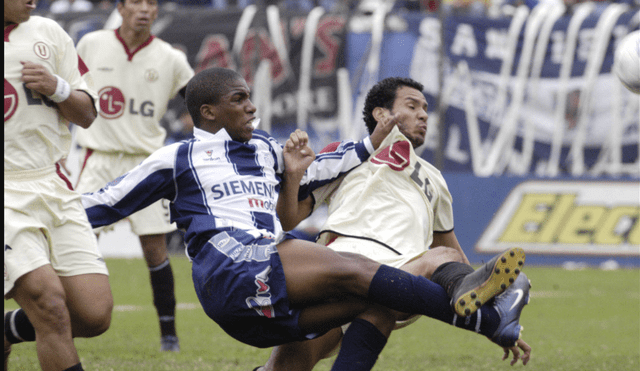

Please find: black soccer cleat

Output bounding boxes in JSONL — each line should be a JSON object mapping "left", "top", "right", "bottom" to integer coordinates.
{"left": 452, "top": 247, "right": 525, "bottom": 317}
{"left": 160, "top": 335, "right": 180, "bottom": 352}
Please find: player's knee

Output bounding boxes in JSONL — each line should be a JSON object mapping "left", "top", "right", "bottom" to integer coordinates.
{"left": 78, "top": 297, "right": 113, "bottom": 337}
{"left": 333, "top": 253, "right": 381, "bottom": 294}
{"left": 30, "top": 290, "right": 72, "bottom": 335}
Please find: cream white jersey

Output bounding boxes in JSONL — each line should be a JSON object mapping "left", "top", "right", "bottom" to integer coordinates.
{"left": 313, "top": 126, "right": 454, "bottom": 258}
{"left": 4, "top": 16, "right": 98, "bottom": 172}
{"left": 75, "top": 29, "right": 194, "bottom": 155}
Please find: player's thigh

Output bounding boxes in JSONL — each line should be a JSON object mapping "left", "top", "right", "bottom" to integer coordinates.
{"left": 401, "top": 246, "right": 464, "bottom": 279}
{"left": 276, "top": 239, "right": 381, "bottom": 304}
{"left": 5, "top": 176, "right": 61, "bottom": 298}
{"left": 46, "top": 196, "right": 111, "bottom": 328}
{"left": 59, "top": 273, "right": 112, "bottom": 336}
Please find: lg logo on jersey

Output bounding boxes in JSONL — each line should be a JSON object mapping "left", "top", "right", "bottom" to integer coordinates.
{"left": 98, "top": 86, "right": 154, "bottom": 119}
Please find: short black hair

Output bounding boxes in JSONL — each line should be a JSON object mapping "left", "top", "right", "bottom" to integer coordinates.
{"left": 362, "top": 77, "right": 424, "bottom": 135}
{"left": 185, "top": 67, "right": 243, "bottom": 128}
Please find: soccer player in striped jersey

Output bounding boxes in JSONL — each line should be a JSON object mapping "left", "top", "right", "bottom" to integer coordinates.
{"left": 258, "top": 77, "right": 532, "bottom": 371}
{"left": 81, "top": 67, "right": 526, "bottom": 371}
{"left": 74, "top": 0, "right": 194, "bottom": 352}
{"left": 4, "top": 1, "right": 113, "bottom": 370}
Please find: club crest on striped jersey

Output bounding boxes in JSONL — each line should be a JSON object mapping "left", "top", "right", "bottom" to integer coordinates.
{"left": 370, "top": 140, "right": 411, "bottom": 171}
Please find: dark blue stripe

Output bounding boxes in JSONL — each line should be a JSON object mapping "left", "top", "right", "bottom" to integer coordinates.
{"left": 177, "top": 140, "right": 212, "bottom": 216}
{"left": 228, "top": 141, "right": 264, "bottom": 177}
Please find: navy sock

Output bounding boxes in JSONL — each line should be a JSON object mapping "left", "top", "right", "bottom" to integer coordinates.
{"left": 149, "top": 259, "right": 177, "bottom": 337}
{"left": 330, "top": 319, "right": 387, "bottom": 371}
{"left": 4, "top": 309, "right": 35, "bottom": 344}
{"left": 367, "top": 265, "right": 500, "bottom": 337}
{"left": 63, "top": 363, "right": 84, "bottom": 371}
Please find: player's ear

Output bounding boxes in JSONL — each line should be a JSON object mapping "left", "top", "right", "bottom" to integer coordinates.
{"left": 372, "top": 107, "right": 388, "bottom": 123}
{"left": 200, "top": 104, "right": 216, "bottom": 122}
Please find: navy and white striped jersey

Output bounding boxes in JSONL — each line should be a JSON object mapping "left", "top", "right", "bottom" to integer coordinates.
{"left": 82, "top": 127, "right": 373, "bottom": 258}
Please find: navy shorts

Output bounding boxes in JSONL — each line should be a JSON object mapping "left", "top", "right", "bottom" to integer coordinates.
{"left": 191, "top": 230, "right": 322, "bottom": 348}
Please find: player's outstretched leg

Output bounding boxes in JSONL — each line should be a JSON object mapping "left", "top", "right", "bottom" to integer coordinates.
{"left": 489, "top": 273, "right": 531, "bottom": 347}
{"left": 451, "top": 247, "right": 525, "bottom": 317}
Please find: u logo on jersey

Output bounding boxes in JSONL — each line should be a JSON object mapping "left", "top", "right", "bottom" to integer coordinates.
{"left": 33, "top": 42, "right": 50, "bottom": 60}
{"left": 4, "top": 79, "right": 18, "bottom": 122}
{"left": 245, "top": 266, "right": 275, "bottom": 318}
{"left": 98, "top": 86, "right": 125, "bottom": 119}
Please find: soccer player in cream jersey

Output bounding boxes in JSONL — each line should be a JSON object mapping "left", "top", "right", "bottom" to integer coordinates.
{"left": 74, "top": 0, "right": 194, "bottom": 352}
{"left": 4, "top": 1, "right": 113, "bottom": 370}
{"left": 258, "top": 77, "right": 533, "bottom": 371}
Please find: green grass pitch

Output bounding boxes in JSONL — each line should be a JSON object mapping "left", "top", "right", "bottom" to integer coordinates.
{"left": 5, "top": 257, "right": 639, "bottom": 371}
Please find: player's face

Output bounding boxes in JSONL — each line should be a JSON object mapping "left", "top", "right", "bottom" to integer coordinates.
{"left": 215, "top": 78, "right": 257, "bottom": 143}
{"left": 118, "top": 0, "right": 158, "bottom": 34}
{"left": 4, "top": 0, "right": 36, "bottom": 26}
{"left": 390, "top": 86, "right": 429, "bottom": 148}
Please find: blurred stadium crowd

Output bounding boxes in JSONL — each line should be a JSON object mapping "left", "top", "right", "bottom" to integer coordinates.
{"left": 35, "top": 0, "right": 640, "bottom": 17}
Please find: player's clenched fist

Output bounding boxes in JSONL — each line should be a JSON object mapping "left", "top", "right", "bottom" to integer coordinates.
{"left": 20, "top": 61, "right": 57, "bottom": 96}
{"left": 370, "top": 109, "right": 400, "bottom": 150}
{"left": 283, "top": 129, "right": 316, "bottom": 177}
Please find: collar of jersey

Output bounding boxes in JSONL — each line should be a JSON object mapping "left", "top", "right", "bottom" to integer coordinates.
{"left": 194, "top": 127, "right": 232, "bottom": 142}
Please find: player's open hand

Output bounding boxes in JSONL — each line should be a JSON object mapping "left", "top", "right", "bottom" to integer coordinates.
{"left": 502, "top": 338, "right": 531, "bottom": 366}
{"left": 20, "top": 61, "right": 57, "bottom": 97}
{"left": 370, "top": 111, "right": 400, "bottom": 149}
{"left": 283, "top": 129, "right": 315, "bottom": 178}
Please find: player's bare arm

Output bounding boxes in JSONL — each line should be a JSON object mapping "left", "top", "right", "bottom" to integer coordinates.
{"left": 20, "top": 61, "right": 96, "bottom": 128}
{"left": 277, "top": 129, "right": 316, "bottom": 230}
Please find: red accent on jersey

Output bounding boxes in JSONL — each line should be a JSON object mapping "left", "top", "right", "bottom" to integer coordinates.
{"left": 4, "top": 78, "right": 19, "bottom": 122}
{"left": 256, "top": 280, "right": 269, "bottom": 293}
{"left": 260, "top": 307, "right": 273, "bottom": 318}
{"left": 320, "top": 142, "right": 341, "bottom": 154}
{"left": 4, "top": 24, "right": 18, "bottom": 42}
{"left": 115, "top": 29, "right": 156, "bottom": 61}
{"left": 75, "top": 148, "right": 94, "bottom": 188}
{"left": 370, "top": 141, "right": 411, "bottom": 171}
{"left": 55, "top": 162, "right": 74, "bottom": 191}
{"left": 77, "top": 55, "right": 89, "bottom": 76}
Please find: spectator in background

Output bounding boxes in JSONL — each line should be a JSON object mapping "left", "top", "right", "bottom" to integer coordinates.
{"left": 164, "top": 109, "right": 195, "bottom": 144}
{"left": 50, "top": 0, "right": 94, "bottom": 13}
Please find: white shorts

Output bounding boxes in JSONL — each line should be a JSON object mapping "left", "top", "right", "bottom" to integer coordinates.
{"left": 322, "top": 236, "right": 423, "bottom": 358}
{"left": 76, "top": 148, "right": 176, "bottom": 236}
{"left": 4, "top": 167, "right": 109, "bottom": 297}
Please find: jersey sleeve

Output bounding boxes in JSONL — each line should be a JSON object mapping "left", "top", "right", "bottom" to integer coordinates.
{"left": 290, "top": 136, "right": 372, "bottom": 201}
{"left": 55, "top": 27, "right": 97, "bottom": 103}
{"left": 432, "top": 174, "right": 455, "bottom": 233}
{"left": 81, "top": 144, "right": 179, "bottom": 228}
{"left": 171, "top": 48, "right": 194, "bottom": 98}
